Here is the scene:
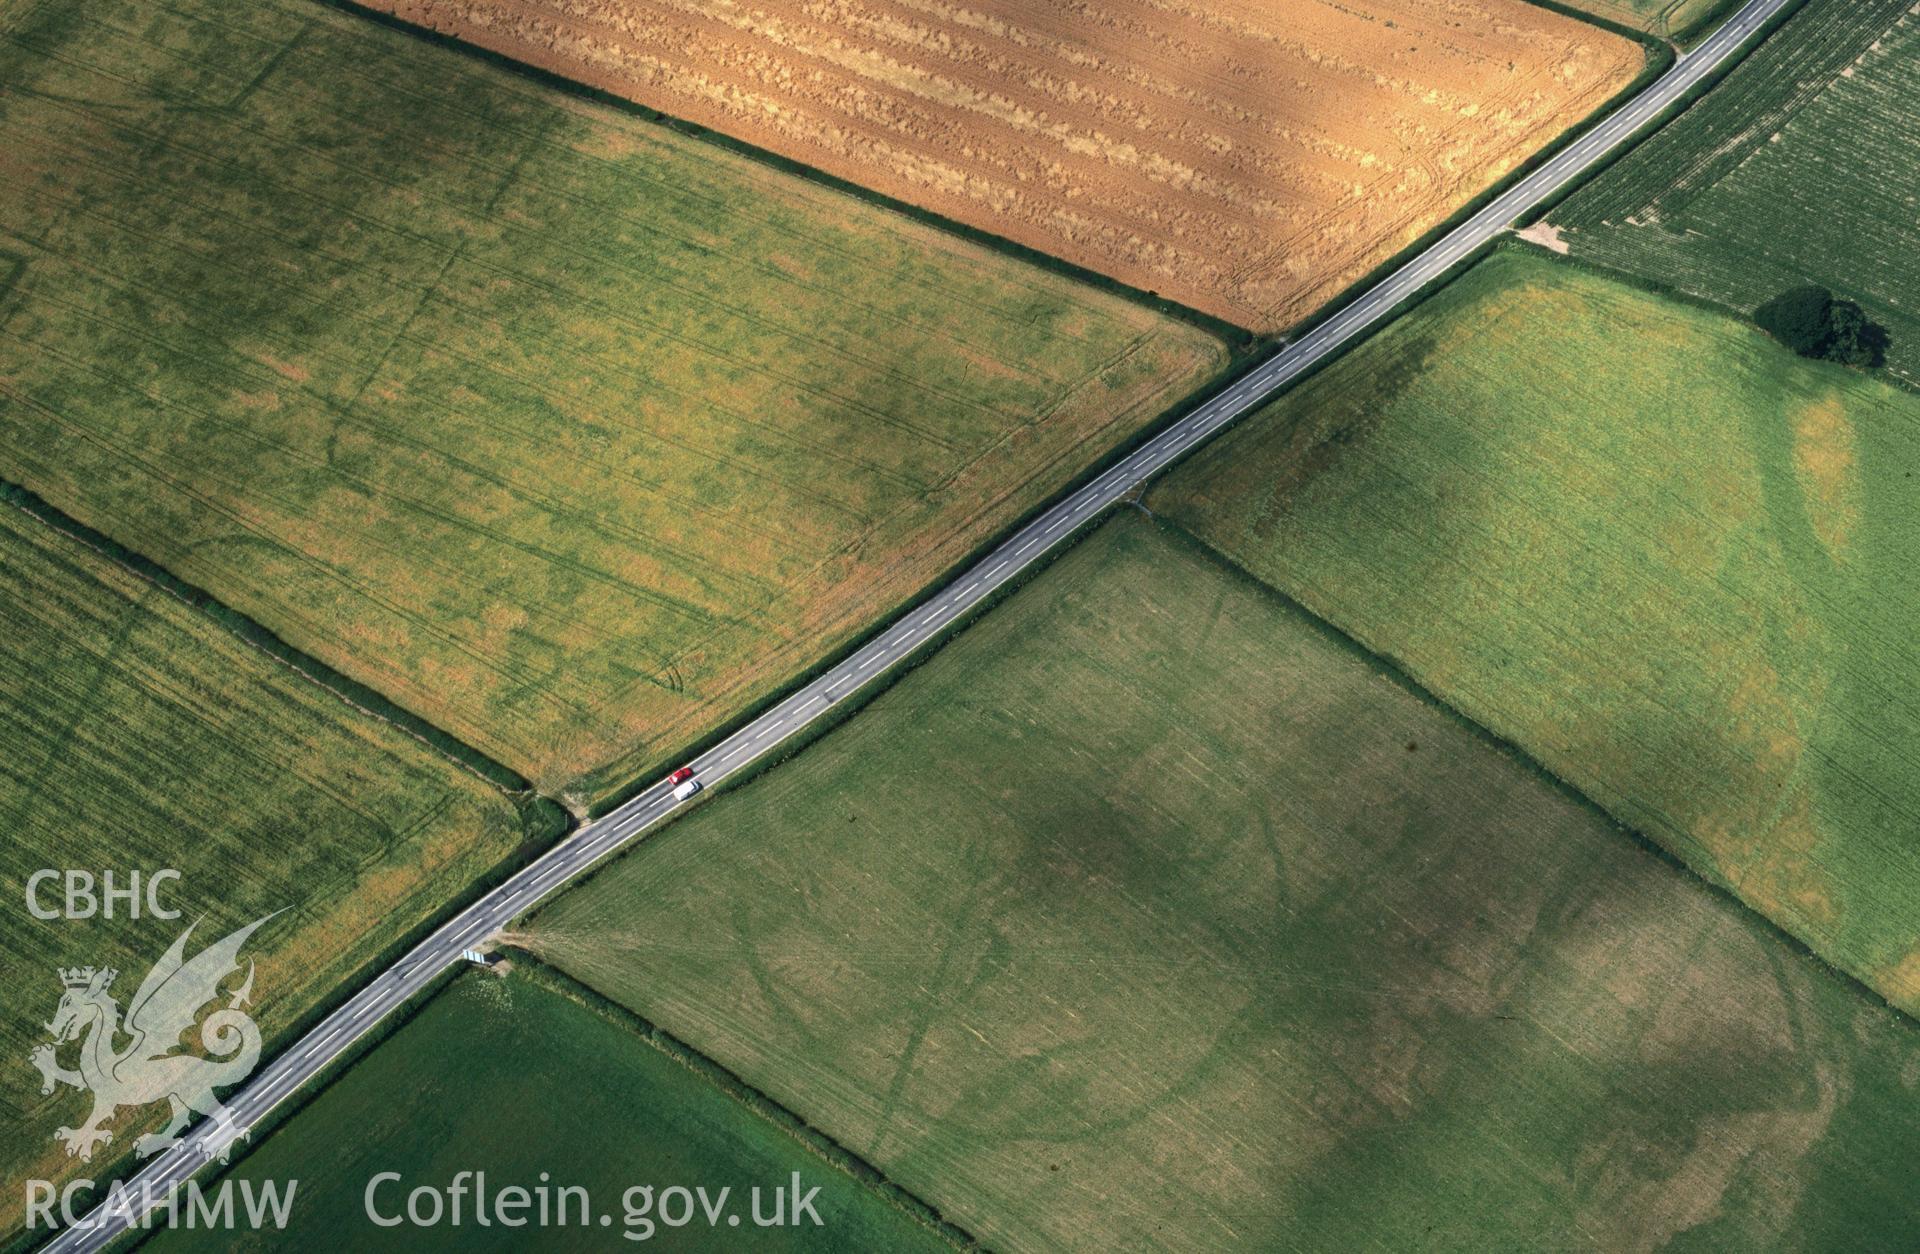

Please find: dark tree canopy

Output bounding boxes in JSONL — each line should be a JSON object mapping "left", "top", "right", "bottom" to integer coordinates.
{"left": 1754, "top": 285, "right": 1834, "bottom": 354}
{"left": 1824, "top": 298, "right": 1890, "bottom": 367}
{"left": 1754, "top": 285, "right": 1889, "bottom": 367}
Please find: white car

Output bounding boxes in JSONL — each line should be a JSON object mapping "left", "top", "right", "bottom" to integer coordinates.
{"left": 672, "top": 779, "right": 703, "bottom": 802}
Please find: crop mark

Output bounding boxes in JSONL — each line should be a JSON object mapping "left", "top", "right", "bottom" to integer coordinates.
{"left": 0, "top": 0, "right": 1223, "bottom": 794}
{"left": 0, "top": 251, "right": 26, "bottom": 321}
{"left": 352, "top": 0, "right": 1641, "bottom": 330}
{"left": 223, "top": 17, "right": 312, "bottom": 113}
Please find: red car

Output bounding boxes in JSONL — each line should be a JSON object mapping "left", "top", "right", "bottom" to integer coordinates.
{"left": 666, "top": 767, "right": 695, "bottom": 786}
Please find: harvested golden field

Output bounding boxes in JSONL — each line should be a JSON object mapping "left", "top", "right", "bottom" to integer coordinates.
{"left": 368, "top": 0, "right": 1642, "bottom": 331}
{"left": 0, "top": 0, "right": 1223, "bottom": 804}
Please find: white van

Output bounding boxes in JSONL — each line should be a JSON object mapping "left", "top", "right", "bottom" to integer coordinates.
{"left": 672, "top": 779, "right": 703, "bottom": 802}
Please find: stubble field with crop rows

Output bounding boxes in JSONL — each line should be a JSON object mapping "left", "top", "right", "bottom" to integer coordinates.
{"left": 1552, "top": 0, "right": 1920, "bottom": 380}
{"left": 364, "top": 0, "right": 1640, "bottom": 331}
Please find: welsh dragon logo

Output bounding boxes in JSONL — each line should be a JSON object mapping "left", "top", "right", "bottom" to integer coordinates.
{"left": 28, "top": 915, "right": 273, "bottom": 1165}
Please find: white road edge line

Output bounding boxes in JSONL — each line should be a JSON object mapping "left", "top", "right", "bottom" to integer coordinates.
{"left": 45, "top": 5, "right": 1791, "bottom": 1245}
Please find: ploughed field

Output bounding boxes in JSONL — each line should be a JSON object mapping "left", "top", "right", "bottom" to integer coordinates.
{"left": 529, "top": 512, "right": 1920, "bottom": 1251}
{"left": 0, "top": 0, "right": 1224, "bottom": 803}
{"left": 1551, "top": 0, "right": 1920, "bottom": 381}
{"left": 0, "top": 504, "right": 557, "bottom": 1235}
{"left": 1156, "top": 248, "right": 1920, "bottom": 1017}
{"left": 152, "top": 971, "right": 954, "bottom": 1252}
{"left": 362, "top": 0, "right": 1640, "bottom": 331}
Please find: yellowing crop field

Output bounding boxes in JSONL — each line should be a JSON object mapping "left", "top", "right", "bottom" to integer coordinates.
{"left": 0, "top": 502, "right": 556, "bottom": 1232}
{"left": 367, "top": 0, "right": 1641, "bottom": 331}
{"left": 0, "top": 0, "right": 1225, "bottom": 802}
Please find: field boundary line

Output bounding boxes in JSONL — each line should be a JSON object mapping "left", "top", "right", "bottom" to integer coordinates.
{"left": 572, "top": 329, "right": 1240, "bottom": 810}
{"left": 1281, "top": 5, "right": 1673, "bottom": 353}
{"left": 297, "top": 0, "right": 1256, "bottom": 348}
{"left": 142, "top": 956, "right": 983, "bottom": 1252}
{"left": 0, "top": 340, "right": 612, "bottom": 721}
{"left": 5, "top": 270, "right": 752, "bottom": 617}
{"left": 511, "top": 956, "right": 981, "bottom": 1250}
{"left": 1517, "top": 0, "right": 1813, "bottom": 226}
{"left": 0, "top": 477, "right": 545, "bottom": 800}
{"left": 1519, "top": 0, "right": 1681, "bottom": 47}
{"left": 1669, "top": 0, "right": 1755, "bottom": 45}
{"left": 37, "top": 1, "right": 1802, "bottom": 1243}
{"left": 1146, "top": 510, "right": 1920, "bottom": 1033}
{"left": 0, "top": 184, "right": 915, "bottom": 544}
{"left": 609, "top": 319, "right": 1171, "bottom": 711}
{"left": 1510, "top": 240, "right": 1920, "bottom": 399}
{"left": 54, "top": 23, "right": 1070, "bottom": 433}
{"left": 212, "top": 0, "right": 1144, "bottom": 350}
{"left": 557, "top": 0, "right": 1679, "bottom": 801}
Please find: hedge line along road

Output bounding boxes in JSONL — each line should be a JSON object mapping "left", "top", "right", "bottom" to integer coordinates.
{"left": 42, "top": 0, "right": 1794, "bottom": 1245}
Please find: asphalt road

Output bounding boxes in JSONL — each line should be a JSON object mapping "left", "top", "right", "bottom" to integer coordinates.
{"left": 43, "top": 0, "right": 1793, "bottom": 1244}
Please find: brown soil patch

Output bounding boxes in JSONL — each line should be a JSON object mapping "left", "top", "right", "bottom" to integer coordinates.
{"left": 257, "top": 354, "right": 310, "bottom": 384}
{"left": 1516, "top": 220, "right": 1572, "bottom": 254}
{"left": 1790, "top": 392, "right": 1859, "bottom": 560}
{"left": 1875, "top": 948, "right": 1920, "bottom": 1011}
{"left": 365, "top": 0, "right": 1639, "bottom": 331}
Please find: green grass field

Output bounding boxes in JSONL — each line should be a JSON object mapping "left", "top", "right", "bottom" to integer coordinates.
{"left": 1543, "top": 0, "right": 1733, "bottom": 39}
{"left": 0, "top": 503, "right": 557, "bottom": 1234}
{"left": 1553, "top": 0, "right": 1920, "bottom": 379}
{"left": 0, "top": 0, "right": 1225, "bottom": 803}
{"left": 150, "top": 971, "right": 955, "bottom": 1252}
{"left": 530, "top": 512, "right": 1920, "bottom": 1250}
{"left": 1156, "top": 247, "right": 1920, "bottom": 1014}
